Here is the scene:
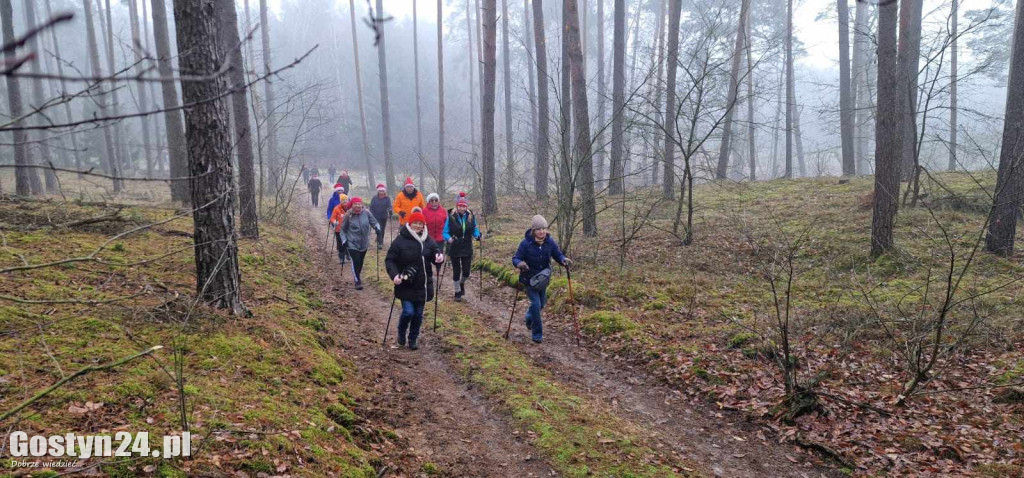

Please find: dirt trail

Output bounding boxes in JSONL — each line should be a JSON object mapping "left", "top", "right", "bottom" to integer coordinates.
{"left": 301, "top": 208, "right": 554, "bottom": 477}
{"left": 451, "top": 268, "right": 840, "bottom": 478}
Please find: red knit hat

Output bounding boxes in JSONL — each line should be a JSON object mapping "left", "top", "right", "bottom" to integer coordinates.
{"left": 376, "top": 183, "right": 386, "bottom": 192}
{"left": 456, "top": 191, "right": 468, "bottom": 206}
{"left": 404, "top": 177, "right": 415, "bottom": 187}
{"left": 349, "top": 196, "right": 363, "bottom": 205}
{"left": 407, "top": 211, "right": 426, "bottom": 225}
{"left": 333, "top": 183, "right": 345, "bottom": 193}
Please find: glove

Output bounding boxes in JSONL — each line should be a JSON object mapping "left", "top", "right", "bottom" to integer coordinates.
{"left": 399, "top": 211, "right": 406, "bottom": 218}
{"left": 393, "top": 275, "right": 402, "bottom": 285}
{"left": 516, "top": 262, "right": 529, "bottom": 272}
{"left": 562, "top": 258, "right": 572, "bottom": 267}
{"left": 476, "top": 234, "right": 483, "bottom": 241}
{"left": 435, "top": 253, "right": 445, "bottom": 264}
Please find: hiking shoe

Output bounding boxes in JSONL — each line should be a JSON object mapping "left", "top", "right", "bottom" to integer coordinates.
{"left": 355, "top": 281, "right": 363, "bottom": 290}
{"left": 397, "top": 336, "right": 406, "bottom": 347}
{"left": 532, "top": 338, "right": 543, "bottom": 344}
{"left": 408, "top": 341, "right": 419, "bottom": 350}
{"left": 454, "top": 294, "right": 462, "bottom": 302}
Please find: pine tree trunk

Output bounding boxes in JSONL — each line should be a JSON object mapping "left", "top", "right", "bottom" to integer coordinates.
{"left": 595, "top": 0, "right": 606, "bottom": 188}
{"left": 770, "top": 66, "right": 783, "bottom": 179}
{"left": 83, "top": 0, "right": 121, "bottom": 193}
{"left": 838, "top": 0, "right": 855, "bottom": 176}
{"left": 414, "top": 0, "right": 425, "bottom": 189}
{"left": 608, "top": 0, "right": 625, "bottom": 194}
{"left": 715, "top": 0, "right": 750, "bottom": 180}
{"left": 259, "top": 0, "right": 280, "bottom": 192}
{"left": 985, "top": 0, "right": 1024, "bottom": 256}
{"left": 784, "top": 0, "right": 794, "bottom": 178}
{"left": 44, "top": 0, "right": 83, "bottom": 176}
{"left": 1, "top": 0, "right": 34, "bottom": 196}
{"left": 437, "top": 0, "right": 446, "bottom": 194}
{"left": 565, "top": 0, "right": 597, "bottom": 236}
{"left": 482, "top": 0, "right": 498, "bottom": 214}
{"left": 948, "top": 0, "right": 958, "bottom": 172}
{"left": 898, "top": 0, "right": 923, "bottom": 182}
{"left": 215, "top": 0, "right": 259, "bottom": 238}
{"left": 128, "top": 0, "right": 155, "bottom": 180}
{"left": 349, "top": 0, "right": 375, "bottom": 189}
{"left": 466, "top": 0, "right": 479, "bottom": 189}
{"left": 558, "top": 0, "right": 573, "bottom": 246}
{"left": 172, "top": 0, "right": 243, "bottom": 313}
{"left": 22, "top": 0, "right": 57, "bottom": 194}
{"left": 376, "top": 0, "right": 397, "bottom": 192}
{"left": 870, "top": 0, "right": 901, "bottom": 256}
{"left": 151, "top": 0, "right": 189, "bottom": 200}
{"left": 745, "top": 4, "right": 756, "bottom": 181}
{"left": 651, "top": 0, "right": 666, "bottom": 186}
{"left": 852, "top": 0, "right": 870, "bottom": 174}
{"left": 141, "top": 0, "right": 165, "bottom": 175}
{"left": 525, "top": 0, "right": 537, "bottom": 176}
{"left": 501, "top": 0, "right": 515, "bottom": 193}
{"left": 662, "top": 0, "right": 682, "bottom": 198}
{"left": 101, "top": 0, "right": 129, "bottom": 180}
{"left": 533, "top": 0, "right": 550, "bottom": 198}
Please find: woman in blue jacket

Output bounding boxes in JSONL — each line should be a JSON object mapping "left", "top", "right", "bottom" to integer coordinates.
{"left": 512, "top": 215, "right": 572, "bottom": 343}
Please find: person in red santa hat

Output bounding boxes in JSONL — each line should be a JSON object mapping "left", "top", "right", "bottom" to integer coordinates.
{"left": 442, "top": 192, "right": 481, "bottom": 301}
{"left": 392, "top": 177, "right": 425, "bottom": 226}
{"left": 369, "top": 183, "right": 391, "bottom": 250}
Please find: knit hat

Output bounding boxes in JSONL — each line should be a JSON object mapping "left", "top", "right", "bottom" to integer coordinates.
{"left": 412, "top": 206, "right": 422, "bottom": 213}
{"left": 339, "top": 194, "right": 349, "bottom": 203}
{"left": 531, "top": 215, "right": 548, "bottom": 230}
{"left": 426, "top": 193, "right": 440, "bottom": 202}
{"left": 333, "top": 183, "right": 345, "bottom": 193}
{"left": 341, "top": 170, "right": 349, "bottom": 178}
{"left": 376, "top": 183, "right": 386, "bottom": 192}
{"left": 407, "top": 211, "right": 426, "bottom": 225}
{"left": 404, "top": 177, "right": 415, "bottom": 187}
{"left": 349, "top": 196, "right": 363, "bottom": 205}
{"left": 456, "top": 191, "right": 468, "bottom": 206}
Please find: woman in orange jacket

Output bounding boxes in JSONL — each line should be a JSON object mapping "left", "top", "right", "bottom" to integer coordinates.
{"left": 392, "top": 177, "right": 426, "bottom": 225}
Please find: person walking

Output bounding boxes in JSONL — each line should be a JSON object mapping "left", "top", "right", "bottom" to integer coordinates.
{"left": 329, "top": 193, "right": 350, "bottom": 265}
{"left": 512, "top": 215, "right": 572, "bottom": 343}
{"left": 442, "top": 192, "right": 481, "bottom": 302}
{"left": 338, "top": 197, "right": 380, "bottom": 290}
{"left": 307, "top": 174, "right": 323, "bottom": 207}
{"left": 369, "top": 183, "right": 391, "bottom": 250}
{"left": 392, "top": 177, "right": 426, "bottom": 226}
{"left": 336, "top": 170, "right": 354, "bottom": 195}
{"left": 328, "top": 165, "right": 337, "bottom": 183}
{"left": 325, "top": 183, "right": 345, "bottom": 222}
{"left": 385, "top": 210, "right": 445, "bottom": 350}
{"left": 301, "top": 166, "right": 311, "bottom": 184}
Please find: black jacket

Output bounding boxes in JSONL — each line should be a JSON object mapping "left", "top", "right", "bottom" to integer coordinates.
{"left": 386, "top": 225, "right": 443, "bottom": 302}
{"left": 307, "top": 178, "right": 322, "bottom": 194}
{"left": 369, "top": 195, "right": 391, "bottom": 223}
{"left": 444, "top": 209, "right": 478, "bottom": 257}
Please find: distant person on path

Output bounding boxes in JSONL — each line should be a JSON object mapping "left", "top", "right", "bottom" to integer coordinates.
{"left": 311, "top": 167, "right": 320, "bottom": 177}
{"left": 512, "top": 215, "right": 571, "bottom": 344}
{"left": 369, "top": 183, "right": 391, "bottom": 250}
{"left": 307, "top": 174, "right": 322, "bottom": 207}
{"left": 301, "top": 166, "right": 311, "bottom": 184}
{"left": 442, "top": 192, "right": 481, "bottom": 302}
{"left": 328, "top": 165, "right": 337, "bottom": 183}
{"left": 329, "top": 193, "right": 350, "bottom": 265}
{"left": 336, "top": 170, "right": 353, "bottom": 195}
{"left": 338, "top": 197, "right": 380, "bottom": 290}
{"left": 386, "top": 210, "right": 444, "bottom": 350}
{"left": 392, "top": 177, "right": 426, "bottom": 226}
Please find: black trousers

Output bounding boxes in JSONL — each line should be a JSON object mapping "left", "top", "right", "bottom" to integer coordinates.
{"left": 374, "top": 216, "right": 388, "bottom": 246}
{"left": 310, "top": 190, "right": 320, "bottom": 207}
{"left": 347, "top": 249, "right": 366, "bottom": 282}
{"left": 451, "top": 255, "right": 472, "bottom": 282}
{"left": 334, "top": 232, "right": 349, "bottom": 263}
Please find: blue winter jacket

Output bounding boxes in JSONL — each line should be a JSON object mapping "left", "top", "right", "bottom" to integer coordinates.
{"left": 325, "top": 191, "right": 342, "bottom": 222}
{"left": 512, "top": 229, "right": 567, "bottom": 286}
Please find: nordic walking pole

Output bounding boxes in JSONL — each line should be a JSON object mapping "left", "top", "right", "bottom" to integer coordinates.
{"left": 375, "top": 236, "right": 380, "bottom": 282}
{"left": 565, "top": 264, "right": 581, "bottom": 346}
{"left": 478, "top": 235, "right": 484, "bottom": 297}
{"left": 433, "top": 244, "right": 449, "bottom": 331}
{"left": 504, "top": 281, "right": 521, "bottom": 340}
{"left": 383, "top": 293, "right": 397, "bottom": 346}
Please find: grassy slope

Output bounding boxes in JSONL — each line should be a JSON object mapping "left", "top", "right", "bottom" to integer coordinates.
{"left": 475, "top": 173, "right": 1024, "bottom": 476}
{"left": 0, "top": 198, "right": 377, "bottom": 477}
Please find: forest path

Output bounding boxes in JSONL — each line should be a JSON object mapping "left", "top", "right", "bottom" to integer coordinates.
{"left": 448, "top": 253, "right": 841, "bottom": 478}
{"left": 300, "top": 207, "right": 556, "bottom": 477}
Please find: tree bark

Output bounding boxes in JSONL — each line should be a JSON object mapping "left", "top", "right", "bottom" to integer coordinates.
{"left": 662, "top": 0, "right": 682, "bottom": 198}
{"left": 128, "top": 0, "right": 155, "bottom": 180}
{"left": 414, "top": 0, "right": 425, "bottom": 189}
{"left": 466, "top": 0, "right": 479, "bottom": 191}
{"left": 948, "top": 0, "right": 958, "bottom": 172}
{"left": 83, "top": 0, "right": 121, "bottom": 193}
{"left": 897, "top": 0, "right": 923, "bottom": 182}
{"left": 501, "top": 0, "right": 515, "bottom": 193}
{"left": 376, "top": 0, "right": 397, "bottom": 192}
{"left": 784, "top": 0, "right": 794, "bottom": 178}
{"left": 533, "top": 0, "right": 550, "bottom": 198}
{"left": 172, "top": 0, "right": 243, "bottom": 313}
{"left": 482, "top": 0, "right": 498, "bottom": 214}
{"left": 141, "top": 0, "right": 166, "bottom": 175}
{"left": 838, "top": 0, "right": 855, "bottom": 176}
{"left": 985, "top": 0, "right": 1024, "bottom": 256}
{"left": 715, "top": 0, "right": 751, "bottom": 180}
{"left": 595, "top": 0, "right": 606, "bottom": 188}
{"left": 745, "top": 3, "right": 756, "bottom": 181}
{"left": 651, "top": 0, "right": 666, "bottom": 186}
{"left": 349, "top": 0, "right": 375, "bottom": 189}
{"left": 1, "top": 0, "right": 34, "bottom": 195}
{"left": 852, "top": 0, "right": 870, "bottom": 174}
{"left": 525, "top": 0, "right": 537, "bottom": 182}
{"left": 22, "top": 0, "right": 57, "bottom": 193}
{"left": 101, "top": 0, "right": 129, "bottom": 180}
{"left": 565, "top": 0, "right": 597, "bottom": 236}
{"left": 558, "top": 0, "right": 573, "bottom": 245}
{"left": 44, "top": 0, "right": 83, "bottom": 177}
{"left": 215, "top": 0, "right": 259, "bottom": 238}
{"left": 259, "top": 0, "right": 280, "bottom": 192}
{"left": 437, "top": 0, "right": 446, "bottom": 194}
{"left": 870, "top": 0, "right": 902, "bottom": 256}
{"left": 608, "top": 0, "right": 625, "bottom": 195}
{"left": 151, "top": 0, "right": 189, "bottom": 201}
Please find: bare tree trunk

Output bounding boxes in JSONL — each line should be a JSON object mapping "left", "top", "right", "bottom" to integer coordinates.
{"left": 347, "top": 0, "right": 375, "bottom": 189}
{"left": 745, "top": 4, "right": 756, "bottom": 181}
{"left": 44, "top": 0, "right": 83, "bottom": 177}
{"left": 501, "top": 0, "right": 515, "bottom": 193}
{"left": 838, "top": 0, "right": 855, "bottom": 176}
{"left": 948, "top": 0, "right": 958, "bottom": 172}
{"left": 662, "top": 0, "right": 682, "bottom": 198}
{"left": 852, "top": 0, "right": 870, "bottom": 174}
{"left": 172, "top": 0, "right": 243, "bottom": 313}
{"left": 466, "top": 0, "right": 479, "bottom": 190}
{"left": 376, "top": 0, "right": 397, "bottom": 192}
{"left": 595, "top": 0, "right": 606, "bottom": 188}
{"left": 215, "top": 0, "right": 259, "bottom": 238}
{"left": 795, "top": 103, "right": 806, "bottom": 176}
{"left": 101, "top": 0, "right": 129, "bottom": 179}
{"left": 23, "top": 0, "right": 57, "bottom": 193}
{"left": 770, "top": 66, "right": 783, "bottom": 179}
{"left": 651, "top": 0, "right": 666, "bottom": 186}
{"left": 533, "top": 0, "right": 550, "bottom": 198}
{"left": 152, "top": 0, "right": 189, "bottom": 200}
{"left": 128, "top": 0, "right": 155, "bottom": 180}
{"left": 558, "top": 0, "right": 573, "bottom": 245}
{"left": 898, "top": 0, "right": 923, "bottom": 181}
{"left": 608, "top": 0, "right": 625, "bottom": 195}
{"left": 784, "top": 0, "right": 794, "bottom": 178}
{"left": 437, "top": 0, "right": 446, "bottom": 194}
{"left": 715, "top": 0, "right": 751, "bottom": 180}
{"left": 482, "top": 0, "right": 498, "bottom": 214}
{"left": 1, "top": 0, "right": 34, "bottom": 195}
{"left": 565, "top": 0, "right": 597, "bottom": 236}
{"left": 870, "top": 0, "right": 901, "bottom": 256}
{"left": 525, "top": 0, "right": 537, "bottom": 172}
{"left": 414, "top": 0, "right": 425, "bottom": 188}
{"left": 83, "top": 0, "right": 121, "bottom": 193}
{"left": 259, "top": 0, "right": 280, "bottom": 191}
{"left": 985, "top": 0, "right": 1024, "bottom": 256}
{"left": 141, "top": 0, "right": 165, "bottom": 175}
